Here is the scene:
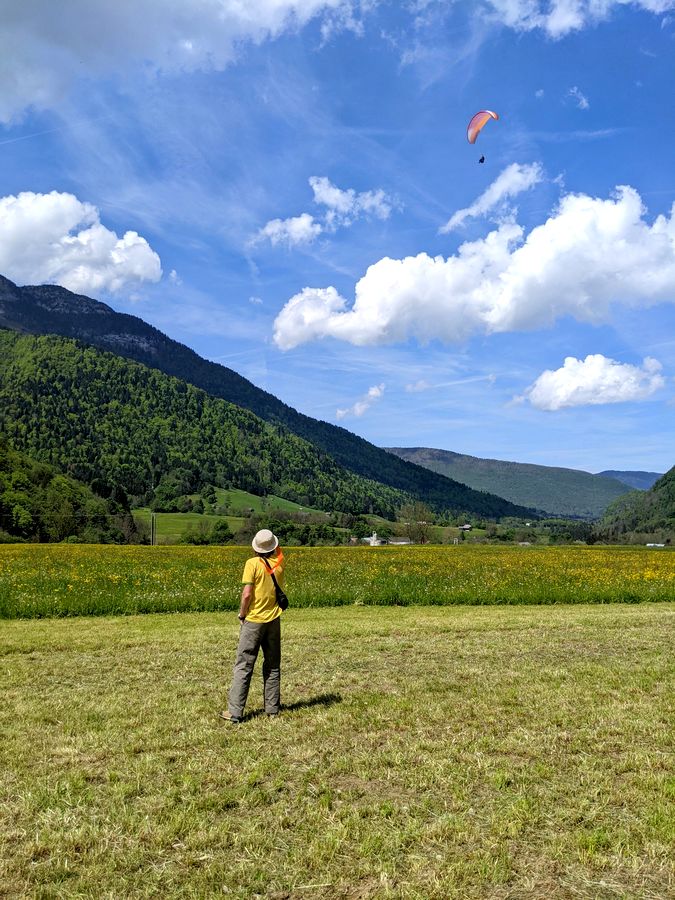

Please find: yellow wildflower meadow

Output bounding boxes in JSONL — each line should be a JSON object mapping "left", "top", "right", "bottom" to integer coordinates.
{"left": 1, "top": 544, "right": 673, "bottom": 618}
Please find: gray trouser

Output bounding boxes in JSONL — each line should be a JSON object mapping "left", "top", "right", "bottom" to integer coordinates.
{"left": 228, "top": 617, "right": 281, "bottom": 718}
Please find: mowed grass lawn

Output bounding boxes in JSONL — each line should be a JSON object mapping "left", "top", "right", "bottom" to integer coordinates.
{"left": 1, "top": 604, "right": 673, "bottom": 899}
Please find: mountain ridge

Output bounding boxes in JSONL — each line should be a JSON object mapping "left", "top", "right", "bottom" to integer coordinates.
{"left": 0, "top": 275, "right": 534, "bottom": 519}
{"left": 595, "top": 470, "right": 663, "bottom": 491}
{"left": 386, "top": 446, "right": 636, "bottom": 520}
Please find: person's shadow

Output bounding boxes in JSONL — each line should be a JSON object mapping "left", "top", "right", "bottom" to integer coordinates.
{"left": 242, "top": 692, "right": 342, "bottom": 722}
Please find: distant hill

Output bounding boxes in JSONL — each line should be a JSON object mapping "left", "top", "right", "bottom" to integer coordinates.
{"left": 386, "top": 447, "right": 633, "bottom": 519}
{"left": 0, "top": 274, "right": 534, "bottom": 519}
{"left": 596, "top": 470, "right": 663, "bottom": 491}
{"left": 600, "top": 467, "right": 675, "bottom": 540}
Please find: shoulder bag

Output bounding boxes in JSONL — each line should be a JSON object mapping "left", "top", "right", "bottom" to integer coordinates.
{"left": 261, "top": 557, "right": 289, "bottom": 610}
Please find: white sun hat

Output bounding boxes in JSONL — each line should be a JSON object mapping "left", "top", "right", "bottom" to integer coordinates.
{"left": 252, "top": 528, "right": 279, "bottom": 554}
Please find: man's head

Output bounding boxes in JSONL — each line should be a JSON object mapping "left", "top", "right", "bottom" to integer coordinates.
{"left": 252, "top": 528, "right": 279, "bottom": 556}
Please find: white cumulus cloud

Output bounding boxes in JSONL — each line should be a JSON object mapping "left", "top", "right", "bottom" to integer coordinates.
{"left": 255, "top": 212, "right": 323, "bottom": 247}
{"left": 484, "top": 1, "right": 675, "bottom": 38}
{"left": 0, "top": 0, "right": 363, "bottom": 123}
{"left": 519, "top": 355, "right": 666, "bottom": 410}
{"left": 336, "top": 383, "right": 385, "bottom": 419}
{"left": 255, "top": 176, "right": 399, "bottom": 247}
{"left": 440, "top": 162, "right": 544, "bottom": 233}
{"left": 310, "top": 176, "right": 397, "bottom": 228}
{"left": 0, "top": 190, "right": 162, "bottom": 293}
{"left": 273, "top": 185, "right": 675, "bottom": 350}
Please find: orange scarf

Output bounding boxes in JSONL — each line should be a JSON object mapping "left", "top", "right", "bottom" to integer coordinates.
{"left": 260, "top": 548, "right": 284, "bottom": 574}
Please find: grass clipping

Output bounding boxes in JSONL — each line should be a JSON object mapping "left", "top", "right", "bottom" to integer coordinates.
{"left": 1, "top": 604, "right": 674, "bottom": 898}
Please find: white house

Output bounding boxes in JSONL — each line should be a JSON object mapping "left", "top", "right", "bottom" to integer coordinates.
{"left": 362, "top": 531, "right": 388, "bottom": 546}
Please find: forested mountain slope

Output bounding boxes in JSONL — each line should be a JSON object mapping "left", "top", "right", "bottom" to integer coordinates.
{"left": 0, "top": 275, "right": 533, "bottom": 519}
{"left": 387, "top": 446, "right": 632, "bottom": 519}
{"left": 600, "top": 467, "right": 675, "bottom": 538}
{"left": 0, "top": 435, "right": 132, "bottom": 542}
{"left": 0, "top": 330, "right": 408, "bottom": 517}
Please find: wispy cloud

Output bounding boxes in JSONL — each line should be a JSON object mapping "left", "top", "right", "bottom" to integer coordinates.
{"left": 530, "top": 128, "right": 622, "bottom": 143}
{"left": 0, "top": 0, "right": 368, "bottom": 123}
{"left": 439, "top": 162, "right": 544, "bottom": 233}
{"left": 405, "top": 379, "right": 432, "bottom": 393}
{"left": 406, "top": 375, "right": 496, "bottom": 392}
{"left": 483, "top": 1, "right": 674, "bottom": 39}
{"left": 568, "top": 85, "right": 590, "bottom": 109}
{"left": 336, "top": 383, "right": 385, "bottom": 419}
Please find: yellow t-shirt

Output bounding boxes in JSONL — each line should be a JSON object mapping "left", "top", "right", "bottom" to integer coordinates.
{"left": 241, "top": 551, "right": 285, "bottom": 623}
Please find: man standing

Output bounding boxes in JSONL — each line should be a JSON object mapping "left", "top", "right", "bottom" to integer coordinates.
{"left": 220, "top": 528, "right": 285, "bottom": 724}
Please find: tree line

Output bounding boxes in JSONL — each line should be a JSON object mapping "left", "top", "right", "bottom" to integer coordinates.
{"left": 0, "top": 436, "right": 138, "bottom": 543}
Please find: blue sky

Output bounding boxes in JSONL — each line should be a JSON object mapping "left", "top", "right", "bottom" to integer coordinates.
{"left": 1, "top": 1, "right": 674, "bottom": 473}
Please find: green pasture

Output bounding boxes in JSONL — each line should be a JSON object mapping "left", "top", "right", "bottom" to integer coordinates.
{"left": 213, "top": 487, "right": 328, "bottom": 516}
{"left": 130, "top": 492, "right": 482, "bottom": 546}
{"left": 131, "top": 488, "right": 334, "bottom": 543}
{"left": 1, "top": 544, "right": 674, "bottom": 619}
{"left": 1, "top": 604, "right": 673, "bottom": 898}
{"left": 132, "top": 509, "right": 245, "bottom": 543}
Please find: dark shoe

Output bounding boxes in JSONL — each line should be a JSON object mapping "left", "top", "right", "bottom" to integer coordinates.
{"left": 219, "top": 710, "right": 240, "bottom": 724}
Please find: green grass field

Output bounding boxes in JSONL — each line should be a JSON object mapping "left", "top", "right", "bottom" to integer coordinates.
{"left": 131, "top": 488, "right": 334, "bottom": 543}
{"left": 1, "top": 604, "right": 673, "bottom": 898}
{"left": 132, "top": 509, "right": 245, "bottom": 543}
{"left": 212, "top": 487, "right": 327, "bottom": 516}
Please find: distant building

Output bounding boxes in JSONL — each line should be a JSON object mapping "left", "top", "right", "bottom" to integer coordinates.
{"left": 459, "top": 524, "right": 472, "bottom": 531}
{"left": 362, "top": 531, "right": 387, "bottom": 546}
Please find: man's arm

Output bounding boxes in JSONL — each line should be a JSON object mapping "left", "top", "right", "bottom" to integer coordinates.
{"left": 239, "top": 584, "right": 253, "bottom": 621}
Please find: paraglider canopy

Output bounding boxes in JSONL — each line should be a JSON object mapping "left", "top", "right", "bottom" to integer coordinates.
{"left": 467, "top": 110, "right": 499, "bottom": 144}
